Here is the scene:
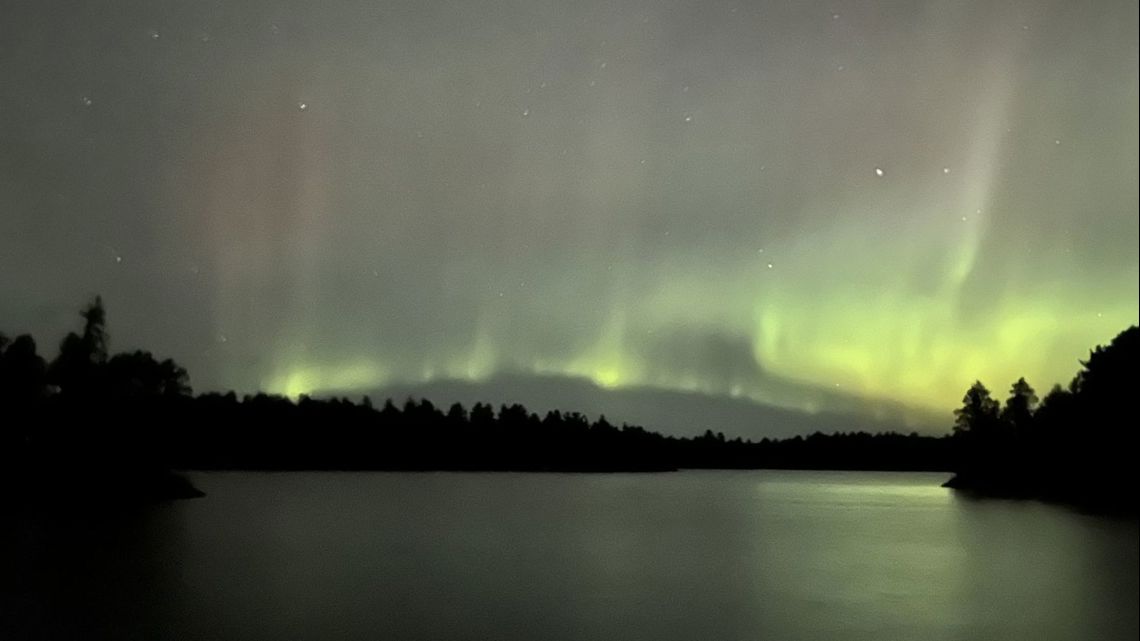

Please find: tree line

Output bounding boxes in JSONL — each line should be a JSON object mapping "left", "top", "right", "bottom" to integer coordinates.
{"left": 1, "top": 297, "right": 952, "bottom": 501}
{"left": 1, "top": 297, "right": 1133, "bottom": 510}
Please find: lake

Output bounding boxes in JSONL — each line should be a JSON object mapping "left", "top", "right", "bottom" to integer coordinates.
{"left": 3, "top": 471, "right": 1136, "bottom": 640}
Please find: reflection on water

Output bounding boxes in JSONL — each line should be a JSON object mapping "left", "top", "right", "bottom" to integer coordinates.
{"left": 2, "top": 471, "right": 1136, "bottom": 640}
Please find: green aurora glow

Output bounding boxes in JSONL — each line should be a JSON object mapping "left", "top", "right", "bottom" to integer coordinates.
{"left": 2, "top": 0, "right": 1136, "bottom": 432}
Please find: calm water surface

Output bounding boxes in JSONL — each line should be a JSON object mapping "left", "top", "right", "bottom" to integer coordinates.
{"left": 4, "top": 471, "right": 1137, "bottom": 640}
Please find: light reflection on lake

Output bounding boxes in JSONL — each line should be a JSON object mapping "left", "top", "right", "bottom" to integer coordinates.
{"left": 3, "top": 470, "right": 1136, "bottom": 640}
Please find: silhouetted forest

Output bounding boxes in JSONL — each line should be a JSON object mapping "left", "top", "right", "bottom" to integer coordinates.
{"left": 1, "top": 298, "right": 200, "bottom": 502}
{"left": 945, "top": 326, "right": 1138, "bottom": 511}
{"left": 2, "top": 298, "right": 955, "bottom": 501}
{"left": 2, "top": 298, "right": 1134, "bottom": 509}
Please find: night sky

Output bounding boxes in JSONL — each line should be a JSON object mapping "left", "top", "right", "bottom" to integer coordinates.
{"left": 2, "top": 0, "right": 1136, "bottom": 437}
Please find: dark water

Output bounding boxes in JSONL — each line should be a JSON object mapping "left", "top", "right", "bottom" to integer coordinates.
{"left": 3, "top": 471, "right": 1137, "bottom": 640}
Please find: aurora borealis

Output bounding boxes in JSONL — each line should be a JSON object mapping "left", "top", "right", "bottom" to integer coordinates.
{"left": 2, "top": 0, "right": 1136, "bottom": 436}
